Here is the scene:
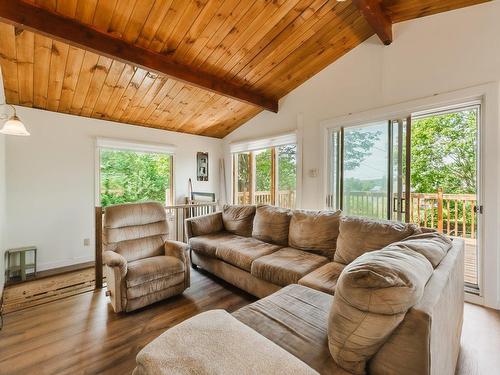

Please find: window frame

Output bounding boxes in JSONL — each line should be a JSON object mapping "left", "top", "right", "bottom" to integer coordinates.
{"left": 94, "top": 137, "right": 176, "bottom": 207}
{"left": 231, "top": 142, "right": 298, "bottom": 208}
{"left": 320, "top": 83, "right": 500, "bottom": 308}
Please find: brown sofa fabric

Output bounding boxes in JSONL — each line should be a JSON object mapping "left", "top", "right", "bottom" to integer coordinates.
{"left": 102, "top": 201, "right": 189, "bottom": 313}
{"left": 289, "top": 209, "right": 342, "bottom": 259}
{"left": 104, "top": 201, "right": 167, "bottom": 228}
{"left": 252, "top": 205, "right": 292, "bottom": 246}
{"left": 389, "top": 231, "right": 452, "bottom": 268}
{"left": 222, "top": 204, "right": 256, "bottom": 236}
{"left": 126, "top": 256, "right": 185, "bottom": 288}
{"left": 233, "top": 284, "right": 350, "bottom": 375}
{"left": 334, "top": 216, "right": 417, "bottom": 265}
{"left": 251, "top": 247, "right": 328, "bottom": 286}
{"left": 216, "top": 237, "right": 282, "bottom": 271}
{"left": 188, "top": 232, "right": 240, "bottom": 257}
{"left": 186, "top": 211, "right": 224, "bottom": 237}
{"left": 298, "top": 262, "right": 345, "bottom": 295}
{"left": 134, "top": 309, "right": 319, "bottom": 375}
{"left": 328, "top": 249, "right": 433, "bottom": 375}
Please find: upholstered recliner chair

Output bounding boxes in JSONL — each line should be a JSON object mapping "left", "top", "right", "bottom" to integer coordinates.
{"left": 102, "top": 202, "right": 190, "bottom": 312}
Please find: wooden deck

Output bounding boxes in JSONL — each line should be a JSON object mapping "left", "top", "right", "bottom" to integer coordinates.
{"left": 463, "top": 238, "right": 478, "bottom": 286}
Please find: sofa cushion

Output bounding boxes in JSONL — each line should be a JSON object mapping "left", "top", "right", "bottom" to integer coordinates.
{"left": 251, "top": 247, "right": 328, "bottom": 286}
{"left": 298, "top": 262, "right": 345, "bottom": 295}
{"left": 334, "top": 216, "right": 417, "bottom": 265}
{"left": 233, "top": 284, "right": 349, "bottom": 375}
{"left": 388, "top": 231, "right": 452, "bottom": 268}
{"left": 126, "top": 272, "right": 186, "bottom": 299}
{"left": 188, "top": 212, "right": 224, "bottom": 237}
{"left": 134, "top": 309, "right": 318, "bottom": 375}
{"left": 215, "top": 237, "right": 282, "bottom": 272}
{"left": 189, "top": 232, "right": 241, "bottom": 257}
{"left": 328, "top": 249, "right": 433, "bottom": 375}
{"left": 222, "top": 205, "right": 256, "bottom": 237}
{"left": 252, "top": 205, "right": 292, "bottom": 246}
{"left": 289, "top": 209, "right": 342, "bottom": 259}
{"left": 126, "top": 256, "right": 185, "bottom": 288}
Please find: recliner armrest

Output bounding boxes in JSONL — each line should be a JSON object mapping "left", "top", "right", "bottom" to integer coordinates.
{"left": 164, "top": 240, "right": 189, "bottom": 262}
{"left": 185, "top": 211, "right": 224, "bottom": 239}
{"left": 102, "top": 250, "right": 127, "bottom": 277}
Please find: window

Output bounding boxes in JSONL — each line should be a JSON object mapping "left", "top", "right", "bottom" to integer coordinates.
{"left": 231, "top": 133, "right": 297, "bottom": 208}
{"left": 326, "top": 102, "right": 482, "bottom": 293}
{"left": 96, "top": 139, "right": 174, "bottom": 207}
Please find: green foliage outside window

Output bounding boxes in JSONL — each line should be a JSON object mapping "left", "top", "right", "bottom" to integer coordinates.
{"left": 100, "top": 149, "right": 172, "bottom": 207}
{"left": 411, "top": 110, "right": 477, "bottom": 194}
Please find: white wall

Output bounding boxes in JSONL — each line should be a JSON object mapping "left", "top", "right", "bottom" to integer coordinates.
{"left": 5, "top": 107, "right": 223, "bottom": 271}
{"left": 0, "top": 70, "right": 6, "bottom": 295}
{"left": 224, "top": 1, "right": 500, "bottom": 309}
{"left": 0, "top": 133, "right": 5, "bottom": 295}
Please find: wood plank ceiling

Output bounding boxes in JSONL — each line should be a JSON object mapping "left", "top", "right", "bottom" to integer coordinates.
{"left": 0, "top": 0, "right": 490, "bottom": 138}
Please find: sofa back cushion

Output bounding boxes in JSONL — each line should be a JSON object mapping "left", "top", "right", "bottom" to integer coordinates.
{"left": 334, "top": 216, "right": 417, "bottom": 265}
{"left": 252, "top": 205, "right": 291, "bottom": 246}
{"left": 288, "top": 209, "right": 342, "bottom": 259}
{"left": 388, "top": 231, "right": 452, "bottom": 268}
{"left": 328, "top": 248, "right": 433, "bottom": 375}
{"left": 103, "top": 202, "right": 168, "bottom": 262}
{"left": 222, "top": 205, "right": 256, "bottom": 237}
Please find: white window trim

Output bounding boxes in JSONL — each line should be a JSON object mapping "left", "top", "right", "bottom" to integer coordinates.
{"left": 228, "top": 129, "right": 302, "bottom": 208}
{"left": 94, "top": 137, "right": 176, "bottom": 206}
{"left": 229, "top": 131, "right": 297, "bottom": 153}
{"left": 320, "top": 82, "right": 500, "bottom": 310}
{"left": 96, "top": 137, "right": 176, "bottom": 154}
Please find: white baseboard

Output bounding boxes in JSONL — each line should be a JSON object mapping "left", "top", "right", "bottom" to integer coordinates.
{"left": 37, "top": 255, "right": 94, "bottom": 272}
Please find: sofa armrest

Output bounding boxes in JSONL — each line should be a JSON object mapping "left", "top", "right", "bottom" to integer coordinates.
{"left": 102, "top": 250, "right": 127, "bottom": 277}
{"left": 185, "top": 211, "right": 224, "bottom": 240}
{"left": 164, "top": 240, "right": 188, "bottom": 262}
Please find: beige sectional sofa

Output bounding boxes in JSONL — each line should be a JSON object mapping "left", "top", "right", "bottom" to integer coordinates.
{"left": 136, "top": 205, "right": 464, "bottom": 375}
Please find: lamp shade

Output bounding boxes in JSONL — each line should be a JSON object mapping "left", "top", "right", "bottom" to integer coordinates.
{"left": 0, "top": 115, "right": 30, "bottom": 136}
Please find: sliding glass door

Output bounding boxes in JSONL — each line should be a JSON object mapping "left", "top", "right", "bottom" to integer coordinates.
{"left": 328, "top": 120, "right": 407, "bottom": 221}
{"left": 326, "top": 103, "right": 482, "bottom": 292}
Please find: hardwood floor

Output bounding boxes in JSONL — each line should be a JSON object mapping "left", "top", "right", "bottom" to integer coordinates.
{"left": 0, "top": 269, "right": 498, "bottom": 375}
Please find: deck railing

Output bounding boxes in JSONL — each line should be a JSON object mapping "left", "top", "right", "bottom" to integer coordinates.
{"left": 236, "top": 190, "right": 296, "bottom": 208}
{"left": 338, "top": 189, "right": 477, "bottom": 238}
{"left": 165, "top": 202, "right": 217, "bottom": 242}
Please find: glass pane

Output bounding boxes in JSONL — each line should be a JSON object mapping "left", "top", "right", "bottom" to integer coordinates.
{"left": 327, "top": 130, "right": 340, "bottom": 209}
{"left": 235, "top": 152, "right": 251, "bottom": 204}
{"left": 409, "top": 106, "right": 479, "bottom": 288}
{"left": 254, "top": 149, "right": 273, "bottom": 205}
{"left": 342, "top": 122, "right": 388, "bottom": 219}
{"left": 390, "top": 119, "right": 408, "bottom": 222}
{"left": 100, "top": 149, "right": 172, "bottom": 207}
{"left": 277, "top": 144, "right": 297, "bottom": 208}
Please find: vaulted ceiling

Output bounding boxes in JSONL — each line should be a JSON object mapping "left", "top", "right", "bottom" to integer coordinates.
{"left": 0, "top": 0, "right": 490, "bottom": 138}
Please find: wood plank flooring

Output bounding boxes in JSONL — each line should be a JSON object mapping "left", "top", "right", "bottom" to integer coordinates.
{"left": 0, "top": 269, "right": 498, "bottom": 375}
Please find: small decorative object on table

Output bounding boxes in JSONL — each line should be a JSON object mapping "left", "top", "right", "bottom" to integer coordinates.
{"left": 196, "top": 152, "right": 208, "bottom": 181}
{"left": 4, "top": 246, "right": 37, "bottom": 283}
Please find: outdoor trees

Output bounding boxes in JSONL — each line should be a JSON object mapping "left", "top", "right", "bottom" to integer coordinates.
{"left": 100, "top": 149, "right": 172, "bottom": 207}
{"left": 411, "top": 109, "right": 477, "bottom": 194}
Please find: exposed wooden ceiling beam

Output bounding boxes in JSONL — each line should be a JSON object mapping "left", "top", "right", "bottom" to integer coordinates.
{"left": 0, "top": 0, "right": 278, "bottom": 113}
{"left": 351, "top": 0, "right": 393, "bottom": 45}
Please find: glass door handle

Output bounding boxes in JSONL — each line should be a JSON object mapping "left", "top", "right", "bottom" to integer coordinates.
{"left": 393, "top": 197, "right": 399, "bottom": 212}
{"left": 400, "top": 198, "right": 406, "bottom": 214}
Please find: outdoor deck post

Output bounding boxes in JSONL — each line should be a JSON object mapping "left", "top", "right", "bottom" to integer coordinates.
{"left": 437, "top": 188, "right": 443, "bottom": 233}
{"left": 95, "top": 206, "right": 103, "bottom": 289}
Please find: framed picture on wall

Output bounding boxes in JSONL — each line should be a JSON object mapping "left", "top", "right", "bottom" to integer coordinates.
{"left": 197, "top": 152, "right": 208, "bottom": 181}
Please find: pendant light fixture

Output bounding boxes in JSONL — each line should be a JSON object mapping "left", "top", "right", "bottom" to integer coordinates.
{"left": 0, "top": 104, "right": 30, "bottom": 136}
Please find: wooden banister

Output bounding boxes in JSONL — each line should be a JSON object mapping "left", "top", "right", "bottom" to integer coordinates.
{"left": 95, "top": 206, "right": 103, "bottom": 289}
